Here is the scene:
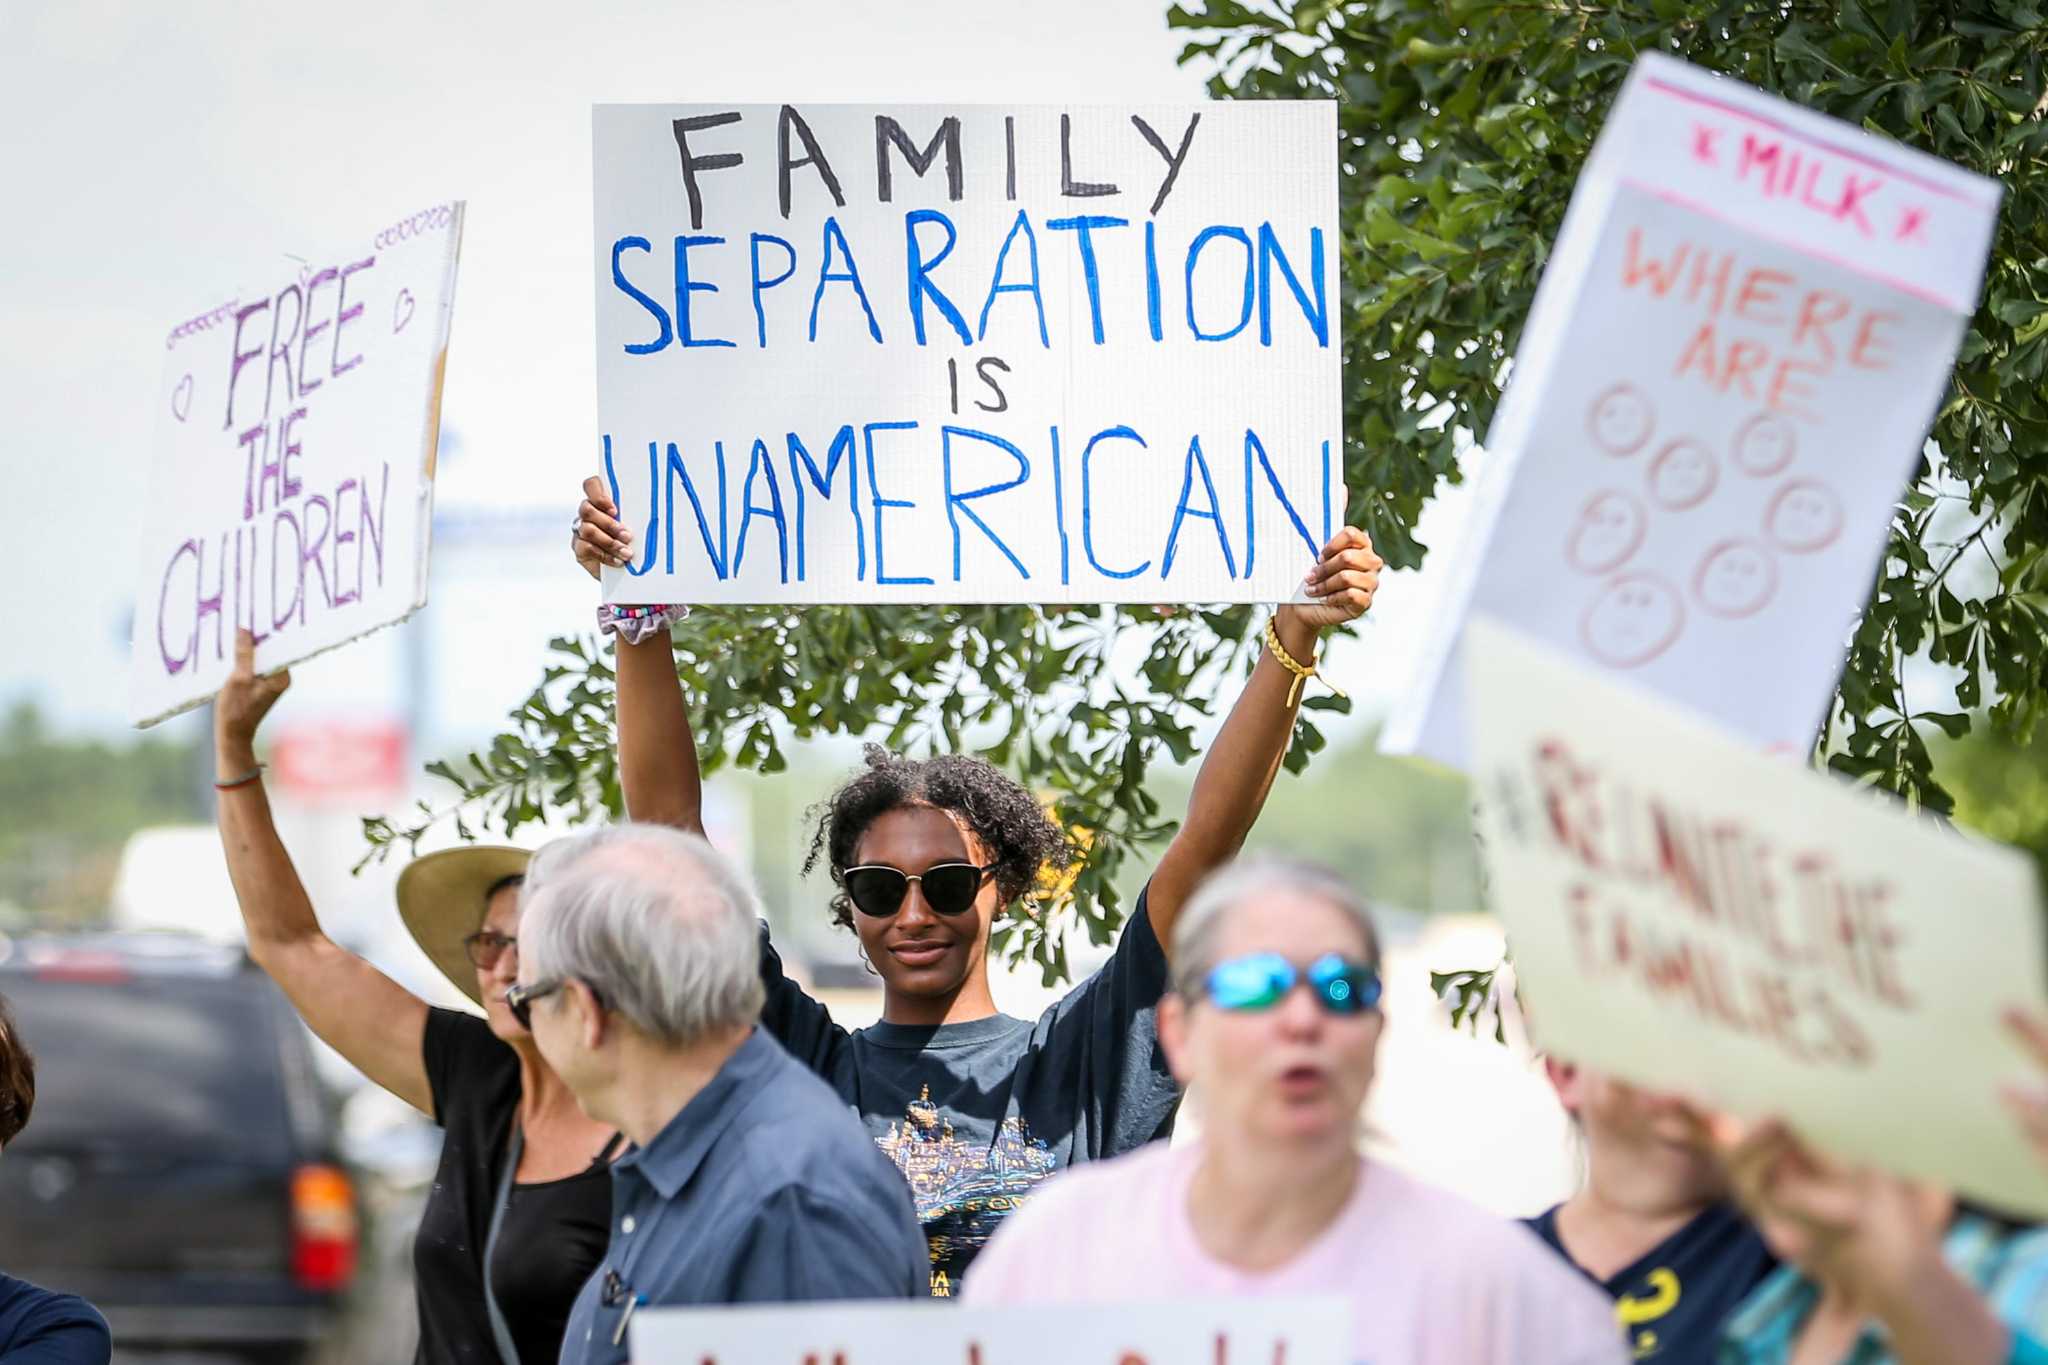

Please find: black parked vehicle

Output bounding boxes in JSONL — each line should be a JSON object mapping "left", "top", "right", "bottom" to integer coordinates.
{"left": 0, "top": 931, "right": 358, "bottom": 1363}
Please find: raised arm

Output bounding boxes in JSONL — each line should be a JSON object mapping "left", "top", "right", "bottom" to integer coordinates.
{"left": 575, "top": 475, "right": 705, "bottom": 835}
{"left": 214, "top": 630, "right": 432, "bottom": 1115}
{"left": 1145, "top": 526, "right": 1382, "bottom": 959}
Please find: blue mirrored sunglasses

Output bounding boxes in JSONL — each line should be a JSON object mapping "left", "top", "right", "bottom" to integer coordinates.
{"left": 1202, "top": 951, "right": 1382, "bottom": 1015}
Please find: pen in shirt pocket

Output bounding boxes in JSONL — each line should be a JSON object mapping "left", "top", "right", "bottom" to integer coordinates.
{"left": 613, "top": 1293, "right": 647, "bottom": 1348}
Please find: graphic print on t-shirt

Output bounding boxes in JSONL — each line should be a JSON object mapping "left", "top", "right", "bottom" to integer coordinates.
{"left": 1525, "top": 1202, "right": 1777, "bottom": 1364}
{"left": 1616, "top": 1267, "right": 1682, "bottom": 1358}
{"left": 875, "top": 1085, "right": 1057, "bottom": 1296}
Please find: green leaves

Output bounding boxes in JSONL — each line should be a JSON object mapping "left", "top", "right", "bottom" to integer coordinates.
{"left": 361, "top": 603, "right": 1297, "bottom": 976}
{"left": 374, "top": 0, "right": 2047, "bottom": 988}
{"left": 1173, "top": 0, "right": 2048, "bottom": 816}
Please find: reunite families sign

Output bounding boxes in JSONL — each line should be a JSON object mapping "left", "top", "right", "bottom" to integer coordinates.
{"left": 1387, "top": 54, "right": 2003, "bottom": 766}
{"left": 1466, "top": 621, "right": 2048, "bottom": 1218}
{"left": 129, "top": 203, "right": 465, "bottom": 726}
{"left": 590, "top": 103, "right": 1342, "bottom": 605}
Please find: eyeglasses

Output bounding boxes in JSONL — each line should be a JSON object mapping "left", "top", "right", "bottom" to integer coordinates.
{"left": 502, "top": 979, "right": 558, "bottom": 1029}
{"left": 505, "top": 977, "right": 605, "bottom": 1030}
{"left": 1200, "top": 952, "right": 1383, "bottom": 1016}
{"left": 842, "top": 862, "right": 998, "bottom": 918}
{"left": 463, "top": 930, "right": 516, "bottom": 969}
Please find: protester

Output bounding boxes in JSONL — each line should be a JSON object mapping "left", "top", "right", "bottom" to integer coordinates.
{"left": 1529, "top": 1061, "right": 1776, "bottom": 1362}
{"left": 0, "top": 995, "right": 112, "bottom": 1365}
{"left": 572, "top": 476, "right": 1383, "bottom": 1294}
{"left": 962, "top": 857, "right": 1628, "bottom": 1364}
{"left": 1710, "top": 1115, "right": 2048, "bottom": 1364}
{"left": 510, "top": 824, "right": 927, "bottom": 1362}
{"left": 213, "top": 630, "right": 621, "bottom": 1365}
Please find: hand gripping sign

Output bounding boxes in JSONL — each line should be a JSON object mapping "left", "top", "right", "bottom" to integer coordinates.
{"left": 1466, "top": 619, "right": 2048, "bottom": 1219}
{"left": 1384, "top": 54, "right": 2002, "bottom": 768}
{"left": 130, "top": 202, "right": 465, "bottom": 726}
{"left": 590, "top": 104, "right": 1341, "bottom": 606}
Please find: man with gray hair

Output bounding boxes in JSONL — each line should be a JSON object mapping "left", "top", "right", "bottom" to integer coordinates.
{"left": 508, "top": 823, "right": 927, "bottom": 1362}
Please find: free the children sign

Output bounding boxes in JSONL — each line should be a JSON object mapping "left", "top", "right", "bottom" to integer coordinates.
{"left": 632, "top": 1296, "right": 1349, "bottom": 1365}
{"left": 590, "top": 103, "right": 1341, "bottom": 605}
{"left": 129, "top": 202, "right": 464, "bottom": 727}
{"left": 1465, "top": 620, "right": 2048, "bottom": 1218}
{"left": 1385, "top": 54, "right": 2003, "bottom": 767}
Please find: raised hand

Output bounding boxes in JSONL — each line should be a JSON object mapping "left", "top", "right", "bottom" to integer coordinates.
{"left": 573, "top": 475, "right": 635, "bottom": 579}
{"left": 1278, "top": 525, "right": 1383, "bottom": 634}
{"left": 215, "top": 628, "right": 291, "bottom": 766}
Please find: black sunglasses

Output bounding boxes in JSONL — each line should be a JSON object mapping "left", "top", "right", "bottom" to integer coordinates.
{"left": 463, "top": 930, "right": 516, "bottom": 969}
{"left": 842, "top": 862, "right": 998, "bottom": 918}
{"left": 504, "top": 978, "right": 605, "bottom": 1030}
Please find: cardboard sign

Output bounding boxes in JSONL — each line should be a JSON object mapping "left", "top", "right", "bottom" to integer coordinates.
{"left": 590, "top": 103, "right": 1340, "bottom": 605}
{"left": 632, "top": 1296, "right": 1349, "bottom": 1365}
{"left": 1384, "top": 54, "right": 2002, "bottom": 768}
{"left": 129, "top": 202, "right": 464, "bottom": 726}
{"left": 1465, "top": 619, "right": 2048, "bottom": 1216}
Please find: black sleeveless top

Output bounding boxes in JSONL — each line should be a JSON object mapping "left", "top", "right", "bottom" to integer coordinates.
{"left": 489, "top": 1131, "right": 622, "bottom": 1362}
{"left": 414, "top": 1009, "right": 619, "bottom": 1365}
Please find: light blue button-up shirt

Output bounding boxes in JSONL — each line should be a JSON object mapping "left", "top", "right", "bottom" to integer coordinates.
{"left": 558, "top": 1028, "right": 928, "bottom": 1365}
{"left": 1718, "top": 1215, "right": 2048, "bottom": 1363}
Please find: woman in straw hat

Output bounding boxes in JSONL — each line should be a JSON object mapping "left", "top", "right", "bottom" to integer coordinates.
{"left": 214, "top": 630, "right": 621, "bottom": 1365}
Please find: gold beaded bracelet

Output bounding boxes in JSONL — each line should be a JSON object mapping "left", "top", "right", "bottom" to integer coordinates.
{"left": 1263, "top": 617, "right": 1345, "bottom": 708}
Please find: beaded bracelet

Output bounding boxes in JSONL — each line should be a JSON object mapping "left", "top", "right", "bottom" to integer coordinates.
{"left": 598, "top": 602, "right": 689, "bottom": 645}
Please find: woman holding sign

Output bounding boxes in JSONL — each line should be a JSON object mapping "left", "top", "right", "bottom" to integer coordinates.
{"left": 572, "top": 476, "right": 1382, "bottom": 1295}
{"left": 214, "top": 631, "right": 621, "bottom": 1365}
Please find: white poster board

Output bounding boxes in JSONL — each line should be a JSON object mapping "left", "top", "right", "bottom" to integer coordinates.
{"left": 129, "top": 202, "right": 464, "bottom": 726}
{"left": 1385, "top": 54, "right": 2002, "bottom": 768}
{"left": 633, "top": 1296, "right": 1349, "bottom": 1365}
{"left": 591, "top": 103, "right": 1340, "bottom": 605}
{"left": 1466, "top": 619, "right": 2048, "bottom": 1216}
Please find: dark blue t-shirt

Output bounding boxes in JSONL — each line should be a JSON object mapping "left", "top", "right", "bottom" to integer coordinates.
{"left": 759, "top": 886, "right": 1179, "bottom": 1296}
{"left": 0, "top": 1274, "right": 110, "bottom": 1365}
{"left": 1526, "top": 1201, "right": 1776, "bottom": 1364}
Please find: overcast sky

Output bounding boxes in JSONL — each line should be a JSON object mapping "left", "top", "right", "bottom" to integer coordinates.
{"left": 0, "top": 0, "right": 1470, "bottom": 751}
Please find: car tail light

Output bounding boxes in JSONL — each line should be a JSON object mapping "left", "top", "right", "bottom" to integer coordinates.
{"left": 32, "top": 952, "right": 131, "bottom": 984}
{"left": 291, "top": 1164, "right": 358, "bottom": 1292}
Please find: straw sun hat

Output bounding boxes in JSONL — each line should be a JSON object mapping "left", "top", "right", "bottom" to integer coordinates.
{"left": 395, "top": 845, "right": 533, "bottom": 1008}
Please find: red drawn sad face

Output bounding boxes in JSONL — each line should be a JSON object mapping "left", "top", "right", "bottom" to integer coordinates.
{"left": 1647, "top": 438, "right": 1719, "bottom": 511}
{"left": 1580, "top": 572, "right": 1685, "bottom": 668}
{"left": 1587, "top": 384, "right": 1656, "bottom": 457}
{"left": 1732, "top": 414, "right": 1798, "bottom": 478}
{"left": 1565, "top": 491, "right": 1649, "bottom": 575}
{"left": 1764, "top": 480, "right": 1844, "bottom": 553}
{"left": 1692, "top": 539, "right": 1780, "bottom": 618}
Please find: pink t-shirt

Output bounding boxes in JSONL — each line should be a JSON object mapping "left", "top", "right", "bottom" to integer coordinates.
{"left": 964, "top": 1142, "right": 1627, "bottom": 1365}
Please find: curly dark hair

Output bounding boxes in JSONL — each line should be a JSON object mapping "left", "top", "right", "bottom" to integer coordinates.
{"left": 0, "top": 993, "right": 34, "bottom": 1147}
{"left": 805, "top": 745, "right": 1071, "bottom": 931}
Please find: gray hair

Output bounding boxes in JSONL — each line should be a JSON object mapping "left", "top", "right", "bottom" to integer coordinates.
{"left": 520, "top": 823, "right": 766, "bottom": 1047}
{"left": 1169, "top": 855, "right": 1382, "bottom": 998}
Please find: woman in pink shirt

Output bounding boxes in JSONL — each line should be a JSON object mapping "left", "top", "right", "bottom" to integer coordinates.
{"left": 964, "top": 857, "right": 1628, "bottom": 1365}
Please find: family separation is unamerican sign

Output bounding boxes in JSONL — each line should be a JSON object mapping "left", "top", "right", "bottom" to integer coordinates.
{"left": 591, "top": 104, "right": 1340, "bottom": 605}
{"left": 1385, "top": 54, "right": 2002, "bottom": 767}
{"left": 1465, "top": 621, "right": 2048, "bottom": 1218}
{"left": 129, "top": 203, "right": 464, "bottom": 726}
